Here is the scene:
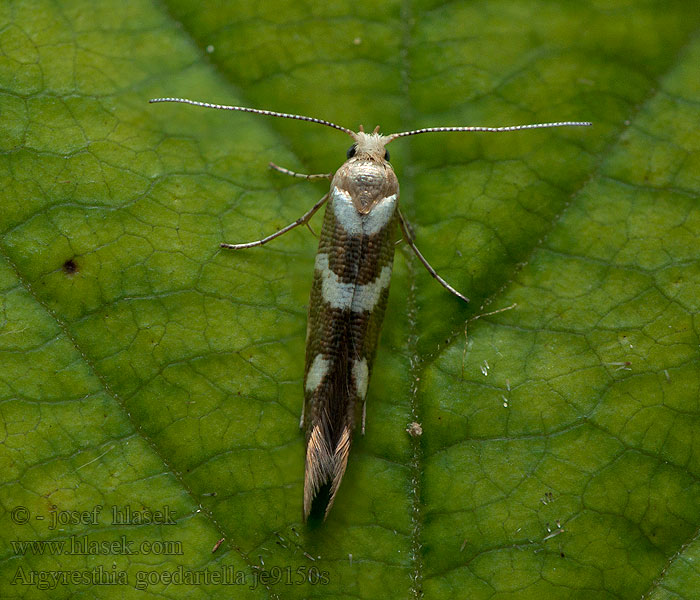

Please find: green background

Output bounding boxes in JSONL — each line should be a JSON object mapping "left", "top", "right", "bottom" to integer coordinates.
{"left": 1, "top": 0, "right": 699, "bottom": 598}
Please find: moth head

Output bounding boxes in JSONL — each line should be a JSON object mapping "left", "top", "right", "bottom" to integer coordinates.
{"left": 347, "top": 126, "right": 391, "bottom": 163}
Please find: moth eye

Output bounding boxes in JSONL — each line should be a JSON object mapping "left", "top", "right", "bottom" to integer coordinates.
{"left": 346, "top": 144, "right": 357, "bottom": 159}
{"left": 384, "top": 148, "right": 390, "bottom": 161}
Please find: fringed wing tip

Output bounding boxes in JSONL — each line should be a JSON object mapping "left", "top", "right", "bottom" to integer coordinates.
{"left": 303, "top": 425, "right": 352, "bottom": 521}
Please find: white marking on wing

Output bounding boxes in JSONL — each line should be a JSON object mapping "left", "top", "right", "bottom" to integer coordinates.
{"left": 352, "top": 358, "right": 369, "bottom": 400}
{"left": 305, "top": 354, "right": 330, "bottom": 392}
{"left": 315, "top": 253, "right": 392, "bottom": 312}
{"left": 350, "top": 264, "right": 392, "bottom": 312}
{"left": 332, "top": 188, "right": 397, "bottom": 237}
{"left": 315, "top": 253, "right": 354, "bottom": 310}
{"left": 332, "top": 187, "right": 362, "bottom": 235}
{"left": 362, "top": 194, "right": 397, "bottom": 235}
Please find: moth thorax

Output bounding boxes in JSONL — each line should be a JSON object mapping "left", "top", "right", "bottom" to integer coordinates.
{"left": 333, "top": 147, "right": 399, "bottom": 214}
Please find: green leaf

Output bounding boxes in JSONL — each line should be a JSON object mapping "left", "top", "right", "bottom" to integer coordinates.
{"left": 1, "top": 1, "right": 699, "bottom": 598}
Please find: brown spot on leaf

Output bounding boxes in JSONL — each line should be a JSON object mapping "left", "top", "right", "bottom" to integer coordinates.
{"left": 62, "top": 259, "right": 78, "bottom": 274}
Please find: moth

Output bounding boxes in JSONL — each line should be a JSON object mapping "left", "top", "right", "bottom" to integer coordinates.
{"left": 150, "top": 97, "right": 590, "bottom": 521}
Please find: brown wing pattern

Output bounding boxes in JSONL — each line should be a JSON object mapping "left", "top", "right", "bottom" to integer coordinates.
{"left": 302, "top": 186, "right": 398, "bottom": 520}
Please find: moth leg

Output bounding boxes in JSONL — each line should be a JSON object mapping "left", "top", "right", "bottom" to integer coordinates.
{"left": 398, "top": 209, "right": 470, "bottom": 304}
{"left": 299, "top": 401, "right": 305, "bottom": 429}
{"left": 304, "top": 220, "right": 319, "bottom": 239}
{"left": 361, "top": 400, "right": 366, "bottom": 435}
{"left": 221, "top": 192, "right": 329, "bottom": 249}
{"left": 269, "top": 162, "right": 333, "bottom": 180}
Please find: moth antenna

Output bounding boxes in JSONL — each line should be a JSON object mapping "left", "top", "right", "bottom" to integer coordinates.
{"left": 149, "top": 97, "right": 356, "bottom": 137}
{"left": 386, "top": 120, "right": 592, "bottom": 142}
